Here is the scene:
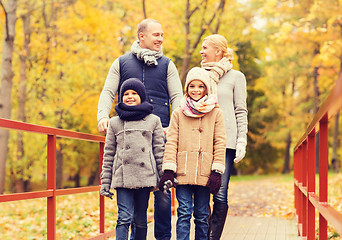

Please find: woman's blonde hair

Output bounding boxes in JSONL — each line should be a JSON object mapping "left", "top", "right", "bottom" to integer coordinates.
{"left": 203, "top": 34, "right": 234, "bottom": 63}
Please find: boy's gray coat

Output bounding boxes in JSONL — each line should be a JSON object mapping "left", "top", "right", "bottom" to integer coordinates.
{"left": 100, "top": 114, "right": 164, "bottom": 189}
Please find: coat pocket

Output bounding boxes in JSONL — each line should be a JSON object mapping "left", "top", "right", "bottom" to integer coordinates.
{"left": 176, "top": 151, "right": 187, "bottom": 175}
{"left": 200, "top": 152, "right": 213, "bottom": 177}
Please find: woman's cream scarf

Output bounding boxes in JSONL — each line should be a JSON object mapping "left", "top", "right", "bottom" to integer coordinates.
{"left": 201, "top": 57, "right": 233, "bottom": 94}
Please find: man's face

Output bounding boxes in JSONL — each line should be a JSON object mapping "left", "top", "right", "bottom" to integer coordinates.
{"left": 139, "top": 22, "right": 164, "bottom": 52}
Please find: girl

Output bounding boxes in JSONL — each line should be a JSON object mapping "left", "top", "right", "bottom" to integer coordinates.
{"left": 159, "top": 67, "right": 226, "bottom": 240}
{"left": 100, "top": 78, "right": 164, "bottom": 240}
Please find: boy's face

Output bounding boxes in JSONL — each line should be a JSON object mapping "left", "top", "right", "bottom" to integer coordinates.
{"left": 187, "top": 80, "right": 207, "bottom": 101}
{"left": 123, "top": 90, "right": 141, "bottom": 106}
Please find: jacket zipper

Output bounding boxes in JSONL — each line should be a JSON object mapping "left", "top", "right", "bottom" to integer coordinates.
{"left": 142, "top": 65, "right": 145, "bottom": 83}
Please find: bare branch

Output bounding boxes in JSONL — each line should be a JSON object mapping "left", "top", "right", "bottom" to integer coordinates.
{"left": 188, "top": 0, "right": 206, "bottom": 18}
{"left": 142, "top": 0, "right": 147, "bottom": 18}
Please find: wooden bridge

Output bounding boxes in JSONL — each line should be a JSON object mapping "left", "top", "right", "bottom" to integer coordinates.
{"left": 146, "top": 215, "right": 300, "bottom": 240}
{"left": 0, "top": 73, "right": 342, "bottom": 239}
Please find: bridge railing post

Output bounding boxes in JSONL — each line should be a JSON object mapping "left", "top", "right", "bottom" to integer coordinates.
{"left": 319, "top": 115, "right": 328, "bottom": 240}
{"left": 47, "top": 134, "right": 56, "bottom": 240}
{"left": 99, "top": 142, "right": 105, "bottom": 234}
{"left": 307, "top": 131, "right": 316, "bottom": 240}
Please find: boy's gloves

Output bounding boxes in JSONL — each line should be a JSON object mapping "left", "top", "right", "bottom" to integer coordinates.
{"left": 162, "top": 178, "right": 179, "bottom": 194}
{"left": 206, "top": 171, "right": 222, "bottom": 195}
{"left": 100, "top": 184, "right": 114, "bottom": 199}
{"left": 159, "top": 170, "right": 176, "bottom": 192}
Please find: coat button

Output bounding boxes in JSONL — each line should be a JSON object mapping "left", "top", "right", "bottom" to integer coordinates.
{"left": 124, "top": 161, "right": 129, "bottom": 165}
{"left": 140, "top": 162, "right": 145, "bottom": 167}
{"left": 142, "top": 131, "right": 147, "bottom": 136}
{"left": 126, "top": 145, "right": 130, "bottom": 150}
{"left": 199, "top": 127, "right": 203, "bottom": 132}
{"left": 141, "top": 147, "right": 145, "bottom": 152}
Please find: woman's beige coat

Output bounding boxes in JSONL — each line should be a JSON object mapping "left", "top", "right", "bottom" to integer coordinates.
{"left": 162, "top": 105, "right": 226, "bottom": 186}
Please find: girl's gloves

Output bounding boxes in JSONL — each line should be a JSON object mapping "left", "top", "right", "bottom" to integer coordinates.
{"left": 206, "top": 171, "right": 222, "bottom": 195}
{"left": 159, "top": 170, "right": 177, "bottom": 193}
{"left": 100, "top": 183, "right": 114, "bottom": 199}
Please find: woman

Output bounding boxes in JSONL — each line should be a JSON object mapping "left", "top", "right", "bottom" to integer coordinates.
{"left": 200, "top": 34, "right": 248, "bottom": 240}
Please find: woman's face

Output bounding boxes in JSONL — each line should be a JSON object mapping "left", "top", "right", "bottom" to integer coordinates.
{"left": 200, "top": 40, "right": 222, "bottom": 63}
{"left": 187, "top": 80, "right": 207, "bottom": 101}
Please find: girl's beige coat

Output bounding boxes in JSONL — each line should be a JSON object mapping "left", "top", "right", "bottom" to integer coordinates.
{"left": 162, "top": 106, "right": 226, "bottom": 186}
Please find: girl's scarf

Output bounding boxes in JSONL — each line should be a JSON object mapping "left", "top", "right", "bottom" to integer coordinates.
{"left": 115, "top": 102, "right": 153, "bottom": 121}
{"left": 180, "top": 94, "right": 217, "bottom": 118}
{"left": 201, "top": 57, "right": 233, "bottom": 94}
{"left": 131, "top": 40, "right": 163, "bottom": 66}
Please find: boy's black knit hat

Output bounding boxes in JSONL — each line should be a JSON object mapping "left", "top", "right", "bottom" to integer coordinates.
{"left": 119, "top": 78, "right": 146, "bottom": 103}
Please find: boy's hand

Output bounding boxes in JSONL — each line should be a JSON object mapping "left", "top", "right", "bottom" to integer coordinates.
{"left": 163, "top": 178, "right": 178, "bottom": 194}
{"left": 100, "top": 184, "right": 114, "bottom": 199}
{"left": 159, "top": 170, "right": 176, "bottom": 192}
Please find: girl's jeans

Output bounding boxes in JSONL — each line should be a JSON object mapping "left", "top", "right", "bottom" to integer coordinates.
{"left": 175, "top": 185, "right": 210, "bottom": 240}
{"left": 116, "top": 187, "right": 151, "bottom": 240}
{"left": 213, "top": 148, "right": 236, "bottom": 204}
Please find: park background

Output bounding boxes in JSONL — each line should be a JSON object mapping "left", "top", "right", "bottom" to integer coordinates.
{"left": 0, "top": 0, "right": 341, "bottom": 197}
{"left": 1, "top": 0, "right": 342, "bottom": 239}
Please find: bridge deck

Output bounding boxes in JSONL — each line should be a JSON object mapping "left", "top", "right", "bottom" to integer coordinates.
{"left": 146, "top": 215, "right": 300, "bottom": 239}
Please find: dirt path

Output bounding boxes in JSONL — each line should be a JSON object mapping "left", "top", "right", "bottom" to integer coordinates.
{"left": 227, "top": 176, "right": 295, "bottom": 219}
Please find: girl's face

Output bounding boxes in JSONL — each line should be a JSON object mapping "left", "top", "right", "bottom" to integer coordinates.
{"left": 200, "top": 40, "right": 222, "bottom": 63}
{"left": 123, "top": 89, "right": 141, "bottom": 106}
{"left": 187, "top": 80, "right": 207, "bottom": 101}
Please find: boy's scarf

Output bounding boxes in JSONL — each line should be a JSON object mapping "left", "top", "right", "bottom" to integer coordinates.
{"left": 115, "top": 102, "right": 153, "bottom": 121}
{"left": 131, "top": 40, "right": 163, "bottom": 66}
{"left": 180, "top": 94, "right": 217, "bottom": 118}
{"left": 201, "top": 57, "right": 233, "bottom": 94}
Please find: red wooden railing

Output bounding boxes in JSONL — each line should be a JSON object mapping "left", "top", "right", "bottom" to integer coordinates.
{"left": 0, "top": 118, "right": 177, "bottom": 239}
{"left": 293, "top": 73, "right": 342, "bottom": 239}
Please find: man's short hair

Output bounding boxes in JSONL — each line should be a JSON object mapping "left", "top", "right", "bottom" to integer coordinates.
{"left": 137, "top": 19, "right": 161, "bottom": 39}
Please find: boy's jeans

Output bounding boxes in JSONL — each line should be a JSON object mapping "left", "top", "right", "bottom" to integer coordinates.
{"left": 116, "top": 187, "right": 151, "bottom": 240}
{"left": 176, "top": 185, "right": 210, "bottom": 240}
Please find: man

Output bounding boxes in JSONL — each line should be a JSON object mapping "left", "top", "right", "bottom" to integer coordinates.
{"left": 97, "top": 18, "right": 183, "bottom": 240}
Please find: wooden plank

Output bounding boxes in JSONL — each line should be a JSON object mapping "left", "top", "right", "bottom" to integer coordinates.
{"left": 146, "top": 216, "right": 301, "bottom": 239}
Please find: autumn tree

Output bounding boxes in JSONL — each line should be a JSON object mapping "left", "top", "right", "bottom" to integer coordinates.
{"left": 0, "top": 0, "right": 17, "bottom": 194}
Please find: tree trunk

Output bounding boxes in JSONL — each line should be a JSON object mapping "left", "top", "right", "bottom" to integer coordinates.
{"left": 313, "top": 43, "right": 320, "bottom": 173}
{"left": 74, "top": 170, "right": 80, "bottom": 188}
{"left": 56, "top": 142, "right": 63, "bottom": 189}
{"left": 0, "top": 0, "right": 18, "bottom": 194}
{"left": 15, "top": 13, "right": 31, "bottom": 193}
{"left": 88, "top": 165, "right": 99, "bottom": 186}
{"left": 283, "top": 132, "right": 291, "bottom": 174}
{"left": 332, "top": 112, "right": 340, "bottom": 172}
